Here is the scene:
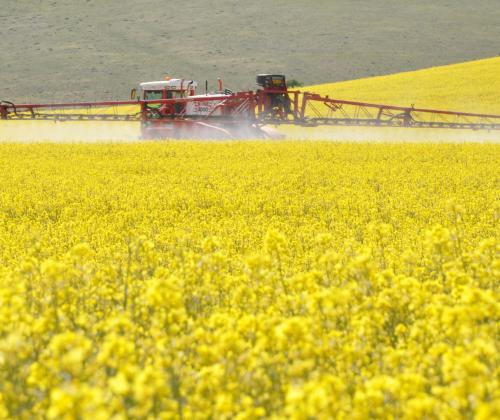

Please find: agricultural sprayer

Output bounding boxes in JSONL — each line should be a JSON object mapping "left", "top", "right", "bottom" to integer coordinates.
{"left": 1, "top": 74, "right": 499, "bottom": 138}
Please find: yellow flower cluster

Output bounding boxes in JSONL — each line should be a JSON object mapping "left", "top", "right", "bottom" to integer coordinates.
{"left": 0, "top": 142, "right": 498, "bottom": 419}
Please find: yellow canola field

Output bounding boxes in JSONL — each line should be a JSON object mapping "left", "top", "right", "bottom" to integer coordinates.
{"left": 304, "top": 57, "right": 500, "bottom": 114}
{"left": 0, "top": 142, "right": 499, "bottom": 419}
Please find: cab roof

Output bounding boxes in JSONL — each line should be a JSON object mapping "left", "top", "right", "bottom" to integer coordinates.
{"left": 139, "top": 79, "right": 198, "bottom": 90}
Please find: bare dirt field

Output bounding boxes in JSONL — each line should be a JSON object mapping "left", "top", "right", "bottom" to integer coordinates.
{"left": 1, "top": 0, "right": 499, "bottom": 103}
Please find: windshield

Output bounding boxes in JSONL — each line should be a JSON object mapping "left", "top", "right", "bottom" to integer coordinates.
{"left": 144, "top": 91, "right": 163, "bottom": 100}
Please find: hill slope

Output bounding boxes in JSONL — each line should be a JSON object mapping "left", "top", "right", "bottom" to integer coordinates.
{"left": 1, "top": 0, "right": 500, "bottom": 102}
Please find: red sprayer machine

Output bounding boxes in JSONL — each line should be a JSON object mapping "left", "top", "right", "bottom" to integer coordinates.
{"left": 1, "top": 74, "right": 500, "bottom": 138}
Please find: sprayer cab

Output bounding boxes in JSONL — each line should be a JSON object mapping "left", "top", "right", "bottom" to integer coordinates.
{"left": 256, "top": 74, "right": 287, "bottom": 90}
{"left": 256, "top": 74, "right": 291, "bottom": 118}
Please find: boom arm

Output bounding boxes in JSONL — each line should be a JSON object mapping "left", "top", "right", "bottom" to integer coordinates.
{"left": 2, "top": 89, "right": 500, "bottom": 131}
{"left": 262, "top": 90, "right": 500, "bottom": 130}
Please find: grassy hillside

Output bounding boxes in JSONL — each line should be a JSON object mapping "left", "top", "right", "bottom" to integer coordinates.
{"left": 304, "top": 57, "right": 500, "bottom": 114}
{"left": 1, "top": 0, "right": 500, "bottom": 102}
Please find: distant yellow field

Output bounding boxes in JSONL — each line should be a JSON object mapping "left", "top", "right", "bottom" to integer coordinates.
{"left": 304, "top": 57, "right": 500, "bottom": 114}
{"left": 0, "top": 120, "right": 139, "bottom": 142}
